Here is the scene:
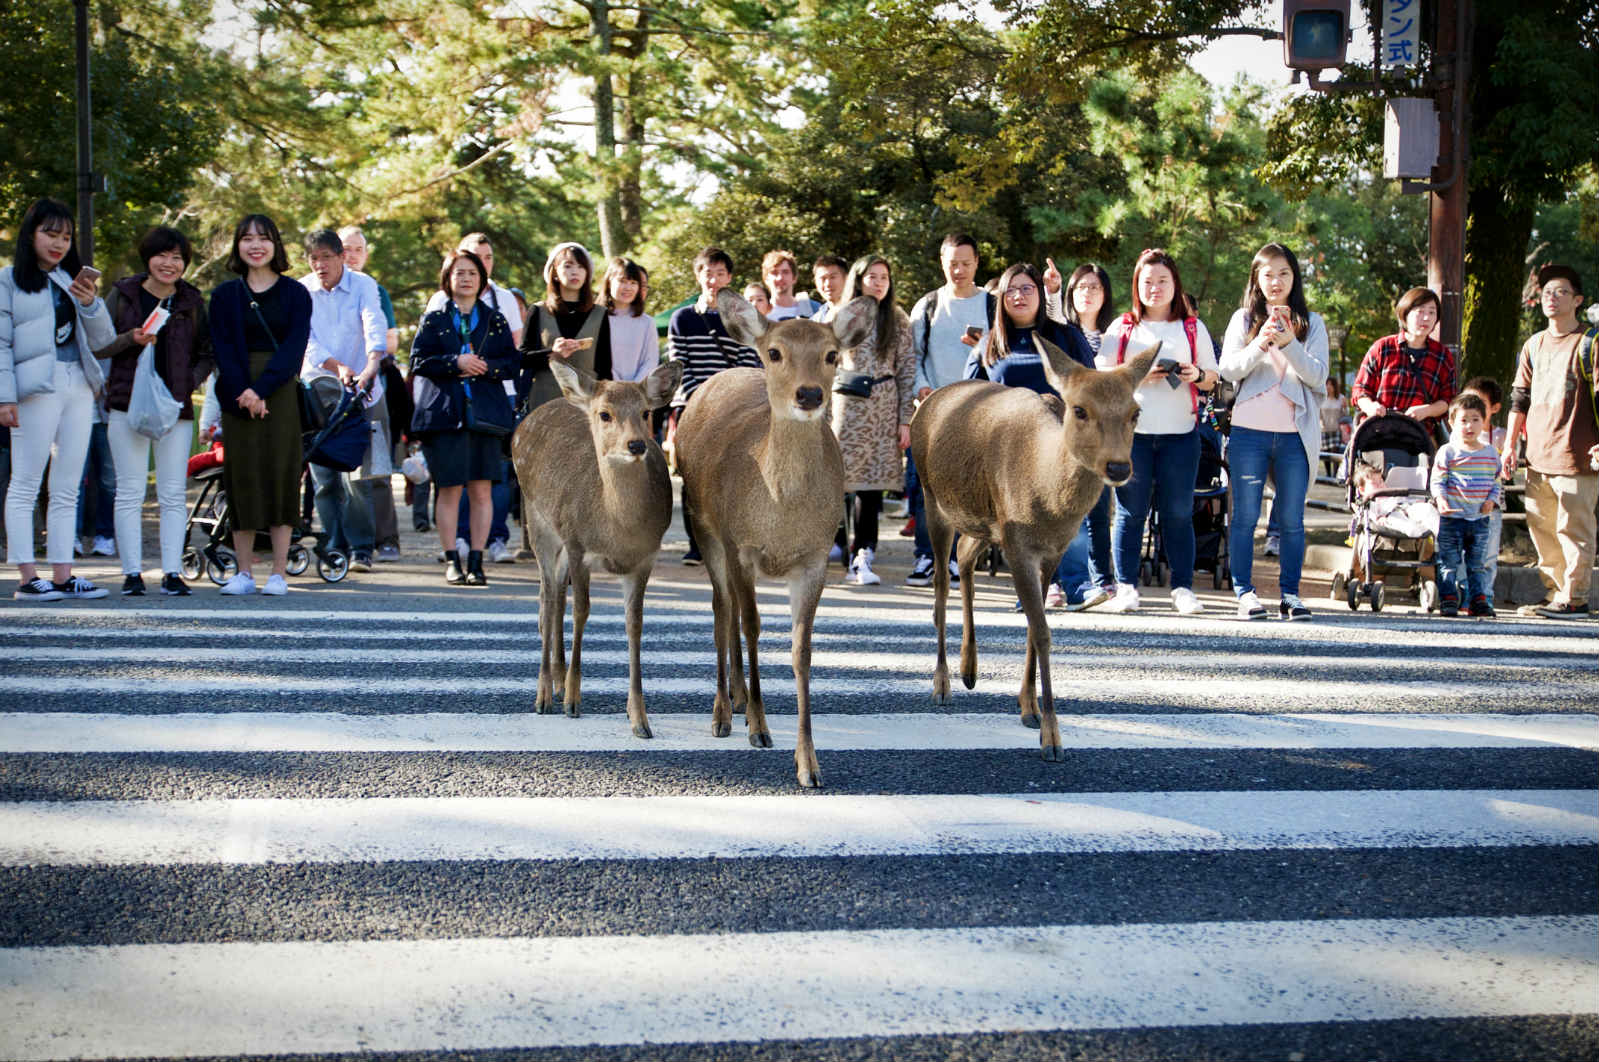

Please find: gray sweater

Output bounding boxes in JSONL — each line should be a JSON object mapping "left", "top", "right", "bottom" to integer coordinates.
{"left": 0, "top": 266, "right": 113, "bottom": 405}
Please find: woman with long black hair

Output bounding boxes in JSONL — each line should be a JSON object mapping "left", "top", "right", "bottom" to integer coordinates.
{"left": 0, "top": 197, "right": 115, "bottom": 601}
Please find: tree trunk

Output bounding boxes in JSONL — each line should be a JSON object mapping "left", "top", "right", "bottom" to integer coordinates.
{"left": 1460, "top": 186, "right": 1534, "bottom": 386}
{"left": 590, "top": 0, "right": 624, "bottom": 259}
{"left": 619, "top": 66, "right": 645, "bottom": 245}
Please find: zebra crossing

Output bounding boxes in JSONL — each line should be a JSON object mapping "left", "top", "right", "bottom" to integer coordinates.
{"left": 1, "top": 591, "right": 1596, "bottom": 1060}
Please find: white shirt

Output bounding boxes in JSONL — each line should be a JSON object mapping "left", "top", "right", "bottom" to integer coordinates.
{"left": 608, "top": 311, "right": 660, "bottom": 383}
{"left": 1097, "top": 315, "right": 1218, "bottom": 435}
{"left": 425, "top": 281, "right": 524, "bottom": 340}
{"left": 301, "top": 267, "right": 387, "bottom": 381}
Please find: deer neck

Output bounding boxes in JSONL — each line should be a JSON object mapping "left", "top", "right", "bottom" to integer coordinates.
{"left": 758, "top": 412, "right": 832, "bottom": 500}
{"left": 596, "top": 452, "right": 652, "bottom": 513}
{"left": 1049, "top": 431, "right": 1103, "bottom": 515}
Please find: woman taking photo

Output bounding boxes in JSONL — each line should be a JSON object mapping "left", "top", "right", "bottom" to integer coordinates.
{"left": 208, "top": 214, "right": 311, "bottom": 596}
{"left": 966, "top": 262, "right": 1103, "bottom": 608}
{"left": 1218, "top": 242, "right": 1330, "bottom": 621}
{"left": 832, "top": 254, "right": 915, "bottom": 586}
{"left": 411, "top": 250, "right": 518, "bottom": 587}
{"left": 519, "top": 242, "right": 612, "bottom": 410}
{"left": 0, "top": 197, "right": 115, "bottom": 601}
{"left": 99, "top": 226, "right": 212, "bottom": 596}
{"left": 1098, "top": 248, "right": 1219, "bottom": 616}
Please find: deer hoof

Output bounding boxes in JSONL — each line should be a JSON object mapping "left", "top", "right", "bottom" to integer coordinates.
{"left": 1020, "top": 712, "right": 1040, "bottom": 730}
{"left": 797, "top": 767, "right": 823, "bottom": 789}
{"left": 535, "top": 699, "right": 557, "bottom": 715}
{"left": 1040, "top": 743, "right": 1064, "bottom": 762}
{"left": 961, "top": 670, "right": 977, "bottom": 691}
{"left": 931, "top": 689, "right": 951, "bottom": 705}
{"left": 712, "top": 720, "right": 731, "bottom": 738}
{"left": 749, "top": 730, "right": 772, "bottom": 749}
{"left": 632, "top": 723, "right": 653, "bottom": 739}
{"left": 565, "top": 702, "right": 581, "bottom": 719}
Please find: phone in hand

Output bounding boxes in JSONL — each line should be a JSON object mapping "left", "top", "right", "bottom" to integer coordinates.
{"left": 964, "top": 326, "right": 984, "bottom": 342}
{"left": 1156, "top": 358, "right": 1184, "bottom": 389}
{"left": 74, "top": 266, "right": 102, "bottom": 287}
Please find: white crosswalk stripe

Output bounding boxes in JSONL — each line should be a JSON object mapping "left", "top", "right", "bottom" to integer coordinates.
{"left": 1, "top": 598, "right": 1595, "bottom": 1061}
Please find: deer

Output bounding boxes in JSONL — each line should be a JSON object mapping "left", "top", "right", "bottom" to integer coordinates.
{"left": 673, "top": 288, "right": 875, "bottom": 788}
{"left": 511, "top": 358, "right": 684, "bottom": 739}
{"left": 909, "top": 338, "right": 1161, "bottom": 760}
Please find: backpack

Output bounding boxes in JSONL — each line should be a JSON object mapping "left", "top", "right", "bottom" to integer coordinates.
{"left": 1577, "top": 326, "right": 1599, "bottom": 431}
{"left": 918, "top": 288, "right": 998, "bottom": 378}
{"left": 1115, "top": 312, "right": 1201, "bottom": 419}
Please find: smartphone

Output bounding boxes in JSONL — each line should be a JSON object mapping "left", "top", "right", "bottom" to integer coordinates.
{"left": 964, "top": 326, "right": 983, "bottom": 342}
{"left": 74, "top": 265, "right": 102, "bottom": 287}
{"left": 1157, "top": 358, "right": 1184, "bottom": 389}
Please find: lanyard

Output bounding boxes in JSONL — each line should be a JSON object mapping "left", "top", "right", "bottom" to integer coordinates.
{"left": 451, "top": 303, "right": 479, "bottom": 356}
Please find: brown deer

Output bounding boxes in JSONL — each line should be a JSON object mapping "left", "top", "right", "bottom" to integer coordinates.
{"left": 674, "top": 288, "right": 875, "bottom": 787}
{"left": 909, "top": 338, "right": 1161, "bottom": 760}
{"left": 512, "top": 359, "right": 683, "bottom": 738}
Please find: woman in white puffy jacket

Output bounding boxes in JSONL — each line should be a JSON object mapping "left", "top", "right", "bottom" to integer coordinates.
{"left": 0, "top": 198, "right": 115, "bottom": 602}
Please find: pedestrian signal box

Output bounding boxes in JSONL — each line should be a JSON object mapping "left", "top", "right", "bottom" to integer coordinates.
{"left": 1282, "top": 0, "right": 1352, "bottom": 71}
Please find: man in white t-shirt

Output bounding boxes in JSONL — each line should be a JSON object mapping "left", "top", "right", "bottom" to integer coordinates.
{"left": 904, "top": 234, "right": 996, "bottom": 585}
{"left": 423, "top": 232, "right": 524, "bottom": 347}
{"left": 761, "top": 249, "right": 821, "bottom": 321}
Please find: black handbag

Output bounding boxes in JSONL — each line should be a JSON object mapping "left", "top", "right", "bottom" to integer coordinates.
{"left": 249, "top": 295, "right": 325, "bottom": 430}
{"left": 833, "top": 371, "right": 892, "bottom": 399}
{"left": 460, "top": 379, "right": 514, "bottom": 436}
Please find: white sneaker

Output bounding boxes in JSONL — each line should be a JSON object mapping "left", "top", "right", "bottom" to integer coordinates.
{"left": 1263, "top": 534, "right": 1280, "bottom": 557}
{"left": 487, "top": 539, "right": 513, "bottom": 564}
{"left": 1237, "top": 590, "right": 1268, "bottom": 620}
{"left": 1103, "top": 583, "right": 1141, "bottom": 613}
{"left": 828, "top": 543, "right": 844, "bottom": 563}
{"left": 92, "top": 535, "right": 116, "bottom": 556}
{"left": 1045, "top": 584, "right": 1066, "bottom": 609}
{"left": 219, "top": 572, "right": 257, "bottom": 595}
{"left": 261, "top": 573, "right": 288, "bottom": 596}
{"left": 850, "top": 549, "right": 881, "bottom": 585}
{"left": 455, "top": 537, "right": 469, "bottom": 559}
{"left": 948, "top": 559, "right": 961, "bottom": 585}
{"left": 1172, "top": 587, "right": 1203, "bottom": 615}
{"left": 1066, "top": 585, "right": 1111, "bottom": 612}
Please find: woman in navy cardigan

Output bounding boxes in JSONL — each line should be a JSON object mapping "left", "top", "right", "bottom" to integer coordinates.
{"left": 410, "top": 250, "right": 518, "bottom": 587}
{"left": 208, "top": 214, "right": 312, "bottom": 597}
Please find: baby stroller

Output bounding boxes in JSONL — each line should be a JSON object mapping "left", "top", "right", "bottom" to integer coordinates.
{"left": 1141, "top": 421, "right": 1232, "bottom": 590}
{"left": 180, "top": 383, "right": 370, "bottom": 585}
{"left": 1332, "top": 413, "right": 1439, "bottom": 612}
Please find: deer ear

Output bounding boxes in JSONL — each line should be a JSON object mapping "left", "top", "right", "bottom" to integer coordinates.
{"left": 1036, "top": 335, "right": 1086, "bottom": 397}
{"left": 715, "top": 288, "right": 766, "bottom": 347}
{"left": 1120, "top": 341, "right": 1162, "bottom": 387}
{"left": 643, "top": 359, "right": 683, "bottom": 409}
{"left": 830, "top": 296, "right": 876, "bottom": 349}
{"left": 551, "top": 360, "right": 595, "bottom": 403}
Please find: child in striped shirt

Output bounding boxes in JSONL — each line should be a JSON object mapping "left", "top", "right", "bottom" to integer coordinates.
{"left": 1431, "top": 392, "right": 1502, "bottom": 617}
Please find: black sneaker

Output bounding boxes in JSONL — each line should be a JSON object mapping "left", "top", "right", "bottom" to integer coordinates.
{"left": 14, "top": 578, "right": 64, "bottom": 602}
{"left": 1536, "top": 600, "right": 1590, "bottom": 619}
{"left": 1468, "top": 596, "right": 1495, "bottom": 618}
{"left": 1440, "top": 597, "right": 1459, "bottom": 618}
{"left": 1279, "top": 594, "right": 1311, "bottom": 621}
{"left": 905, "top": 556, "right": 935, "bottom": 587}
{"left": 161, "top": 573, "right": 191, "bottom": 597}
{"left": 53, "top": 576, "right": 109, "bottom": 600}
{"left": 682, "top": 547, "right": 702, "bottom": 566}
{"left": 349, "top": 552, "right": 374, "bottom": 573}
{"left": 122, "top": 573, "right": 146, "bottom": 596}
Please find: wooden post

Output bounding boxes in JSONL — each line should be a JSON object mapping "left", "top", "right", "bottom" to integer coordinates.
{"left": 74, "top": 0, "right": 94, "bottom": 265}
{"left": 1427, "top": 0, "right": 1471, "bottom": 353}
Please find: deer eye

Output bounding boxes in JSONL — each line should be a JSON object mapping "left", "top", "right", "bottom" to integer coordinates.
{"left": 825, "top": 350, "right": 838, "bottom": 364}
{"left": 1130, "top": 410, "right": 1140, "bottom": 424}
{"left": 1072, "top": 405, "right": 1088, "bottom": 421}
{"left": 599, "top": 411, "right": 612, "bottom": 423}
{"left": 768, "top": 348, "right": 782, "bottom": 363}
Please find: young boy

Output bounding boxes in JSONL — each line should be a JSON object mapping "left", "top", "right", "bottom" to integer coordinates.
{"left": 1460, "top": 375, "right": 1506, "bottom": 596}
{"left": 1431, "top": 392, "right": 1503, "bottom": 617}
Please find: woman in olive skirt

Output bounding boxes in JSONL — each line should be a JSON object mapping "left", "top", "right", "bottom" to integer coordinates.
{"left": 208, "top": 215, "right": 311, "bottom": 596}
{"left": 410, "top": 250, "right": 518, "bottom": 586}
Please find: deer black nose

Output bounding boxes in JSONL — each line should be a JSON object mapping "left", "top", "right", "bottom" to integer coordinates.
{"left": 795, "top": 386, "right": 824, "bottom": 410}
{"left": 1105, "top": 461, "right": 1131, "bottom": 482}
{"left": 627, "top": 439, "right": 647, "bottom": 456}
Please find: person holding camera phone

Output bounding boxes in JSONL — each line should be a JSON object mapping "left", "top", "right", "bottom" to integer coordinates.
{"left": 1218, "top": 242, "right": 1330, "bottom": 622}
{"left": 0, "top": 197, "right": 115, "bottom": 601}
{"left": 1098, "top": 248, "right": 1219, "bottom": 616}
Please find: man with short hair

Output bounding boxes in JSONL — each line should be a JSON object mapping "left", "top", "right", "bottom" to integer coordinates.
{"left": 339, "top": 226, "right": 404, "bottom": 562}
{"left": 425, "top": 232, "right": 524, "bottom": 347}
{"left": 301, "top": 229, "right": 387, "bottom": 572}
{"left": 1502, "top": 264, "right": 1597, "bottom": 618}
{"left": 762, "top": 249, "right": 820, "bottom": 321}
{"left": 668, "top": 246, "right": 761, "bottom": 564}
{"left": 902, "top": 234, "right": 994, "bottom": 586}
{"left": 810, "top": 255, "right": 849, "bottom": 324}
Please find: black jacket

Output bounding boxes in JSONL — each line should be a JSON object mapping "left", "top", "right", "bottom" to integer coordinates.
{"left": 409, "top": 303, "right": 519, "bottom": 436}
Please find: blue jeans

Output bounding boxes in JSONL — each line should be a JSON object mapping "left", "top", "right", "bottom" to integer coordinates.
{"left": 1482, "top": 506, "right": 1502, "bottom": 595}
{"left": 1228, "top": 426, "right": 1310, "bottom": 597}
{"left": 77, "top": 421, "right": 116, "bottom": 540}
{"left": 1054, "top": 486, "right": 1114, "bottom": 601}
{"left": 907, "top": 446, "right": 955, "bottom": 562}
{"left": 309, "top": 464, "right": 376, "bottom": 555}
{"left": 1113, "top": 430, "right": 1201, "bottom": 590}
{"left": 1437, "top": 514, "right": 1493, "bottom": 606}
{"left": 457, "top": 457, "right": 512, "bottom": 545}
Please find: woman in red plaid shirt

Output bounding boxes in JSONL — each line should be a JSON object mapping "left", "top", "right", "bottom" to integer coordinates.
{"left": 1352, "top": 287, "right": 1457, "bottom": 431}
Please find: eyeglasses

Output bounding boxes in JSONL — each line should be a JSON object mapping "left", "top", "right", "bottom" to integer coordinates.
{"left": 1543, "top": 288, "right": 1577, "bottom": 299}
{"left": 1006, "top": 284, "right": 1038, "bottom": 297}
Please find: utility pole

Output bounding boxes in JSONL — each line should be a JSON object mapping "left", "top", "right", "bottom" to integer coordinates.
{"left": 74, "top": 0, "right": 95, "bottom": 265}
{"left": 1426, "top": 0, "right": 1471, "bottom": 352}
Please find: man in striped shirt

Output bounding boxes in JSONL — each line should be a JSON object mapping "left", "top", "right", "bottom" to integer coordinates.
{"left": 1431, "top": 393, "right": 1502, "bottom": 617}
{"left": 667, "top": 247, "right": 760, "bottom": 564}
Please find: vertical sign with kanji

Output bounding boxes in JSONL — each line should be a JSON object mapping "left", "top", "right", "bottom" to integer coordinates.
{"left": 1384, "top": 0, "right": 1421, "bottom": 69}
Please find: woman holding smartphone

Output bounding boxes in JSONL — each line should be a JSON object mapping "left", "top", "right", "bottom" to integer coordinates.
{"left": 0, "top": 198, "right": 115, "bottom": 601}
{"left": 1098, "top": 248, "right": 1219, "bottom": 616}
{"left": 1218, "top": 242, "right": 1329, "bottom": 621}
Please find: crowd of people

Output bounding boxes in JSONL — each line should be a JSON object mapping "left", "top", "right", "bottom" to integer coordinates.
{"left": 1, "top": 195, "right": 1595, "bottom": 619}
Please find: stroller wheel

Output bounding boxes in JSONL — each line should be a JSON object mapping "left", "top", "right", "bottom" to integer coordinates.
{"left": 1346, "top": 577, "right": 1360, "bottom": 610}
{"left": 318, "top": 549, "right": 350, "bottom": 583}
{"left": 181, "top": 547, "right": 204, "bottom": 582}
{"left": 1154, "top": 560, "right": 1168, "bottom": 588}
{"left": 1371, "top": 581, "right": 1386, "bottom": 612}
{"left": 286, "top": 545, "right": 311, "bottom": 577}
{"left": 1330, "top": 571, "right": 1346, "bottom": 600}
{"left": 206, "top": 550, "right": 237, "bottom": 586}
{"left": 1220, "top": 560, "right": 1232, "bottom": 591}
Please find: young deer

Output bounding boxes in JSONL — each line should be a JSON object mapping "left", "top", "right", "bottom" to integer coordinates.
{"left": 909, "top": 339, "right": 1161, "bottom": 760}
{"left": 674, "top": 288, "right": 875, "bottom": 787}
{"left": 512, "top": 359, "right": 683, "bottom": 738}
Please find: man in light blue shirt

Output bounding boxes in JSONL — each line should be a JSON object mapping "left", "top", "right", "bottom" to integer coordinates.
{"left": 301, "top": 229, "right": 387, "bottom": 571}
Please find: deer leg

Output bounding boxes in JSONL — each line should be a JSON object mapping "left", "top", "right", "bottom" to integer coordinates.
{"left": 621, "top": 567, "right": 652, "bottom": 739}
{"left": 549, "top": 548, "right": 571, "bottom": 697}
{"left": 724, "top": 558, "right": 750, "bottom": 716}
{"left": 928, "top": 502, "right": 955, "bottom": 705}
{"left": 1014, "top": 556, "right": 1052, "bottom": 730}
{"left": 1013, "top": 552, "right": 1062, "bottom": 761}
{"left": 533, "top": 549, "right": 559, "bottom": 714}
{"left": 788, "top": 560, "right": 827, "bottom": 788}
{"left": 564, "top": 550, "right": 588, "bottom": 717}
{"left": 705, "top": 550, "right": 735, "bottom": 738}
{"left": 957, "top": 536, "right": 985, "bottom": 690}
{"left": 732, "top": 560, "right": 770, "bottom": 748}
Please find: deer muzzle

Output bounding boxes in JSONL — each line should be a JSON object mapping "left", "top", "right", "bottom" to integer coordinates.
{"left": 793, "top": 386, "right": 825, "bottom": 412}
{"left": 1104, "top": 460, "right": 1132, "bottom": 484}
{"left": 626, "top": 439, "right": 647, "bottom": 457}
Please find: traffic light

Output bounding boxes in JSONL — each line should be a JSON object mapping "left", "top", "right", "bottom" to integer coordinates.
{"left": 1282, "top": 0, "right": 1351, "bottom": 72}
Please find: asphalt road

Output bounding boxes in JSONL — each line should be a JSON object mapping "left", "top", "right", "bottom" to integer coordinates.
{"left": 1, "top": 519, "right": 1596, "bottom": 1062}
